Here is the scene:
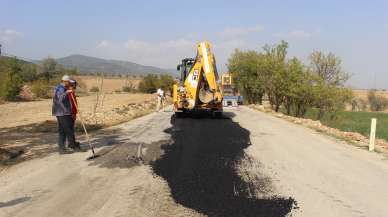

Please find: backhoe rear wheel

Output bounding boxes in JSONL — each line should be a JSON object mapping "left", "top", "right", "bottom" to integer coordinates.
{"left": 175, "top": 111, "right": 185, "bottom": 118}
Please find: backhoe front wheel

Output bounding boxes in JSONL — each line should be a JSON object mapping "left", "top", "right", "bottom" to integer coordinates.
{"left": 212, "top": 111, "right": 222, "bottom": 119}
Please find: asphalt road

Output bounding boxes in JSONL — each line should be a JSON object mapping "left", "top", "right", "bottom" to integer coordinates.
{"left": 1, "top": 106, "right": 388, "bottom": 217}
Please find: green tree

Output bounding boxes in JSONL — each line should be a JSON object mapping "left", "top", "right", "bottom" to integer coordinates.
{"left": 312, "top": 79, "right": 352, "bottom": 119}
{"left": 159, "top": 74, "right": 174, "bottom": 94}
{"left": 41, "top": 57, "right": 57, "bottom": 82}
{"left": 283, "top": 58, "right": 316, "bottom": 116}
{"left": 138, "top": 74, "right": 160, "bottom": 93}
{"left": 138, "top": 74, "right": 174, "bottom": 94}
{"left": 226, "top": 41, "right": 352, "bottom": 119}
{"left": 31, "top": 79, "right": 50, "bottom": 98}
{"left": 227, "top": 49, "right": 266, "bottom": 104}
{"left": 309, "top": 51, "right": 352, "bottom": 119}
{"left": 263, "top": 40, "right": 289, "bottom": 111}
{"left": 3, "top": 58, "right": 24, "bottom": 101}
{"left": 309, "top": 51, "right": 349, "bottom": 86}
{"left": 0, "top": 58, "right": 7, "bottom": 99}
{"left": 20, "top": 64, "right": 38, "bottom": 82}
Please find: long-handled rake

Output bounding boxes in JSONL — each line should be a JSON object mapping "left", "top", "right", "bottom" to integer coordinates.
{"left": 69, "top": 93, "right": 100, "bottom": 160}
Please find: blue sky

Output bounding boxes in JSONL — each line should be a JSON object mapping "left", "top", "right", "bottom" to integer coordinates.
{"left": 1, "top": 0, "right": 387, "bottom": 88}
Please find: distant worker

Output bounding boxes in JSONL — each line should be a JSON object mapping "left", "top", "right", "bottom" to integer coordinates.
{"left": 52, "top": 75, "right": 78, "bottom": 154}
{"left": 156, "top": 87, "right": 164, "bottom": 112}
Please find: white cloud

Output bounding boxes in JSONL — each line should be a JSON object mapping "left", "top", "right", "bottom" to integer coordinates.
{"left": 219, "top": 25, "right": 264, "bottom": 38}
{"left": 119, "top": 38, "right": 248, "bottom": 69}
{"left": 275, "top": 29, "right": 316, "bottom": 40}
{"left": 0, "top": 29, "right": 22, "bottom": 44}
{"left": 96, "top": 40, "right": 112, "bottom": 48}
{"left": 122, "top": 38, "right": 195, "bottom": 68}
{"left": 120, "top": 38, "right": 250, "bottom": 69}
{"left": 288, "top": 30, "right": 312, "bottom": 39}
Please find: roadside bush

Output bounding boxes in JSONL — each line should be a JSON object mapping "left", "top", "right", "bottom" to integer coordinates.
{"left": 368, "top": 90, "right": 388, "bottom": 111}
{"left": 159, "top": 74, "right": 174, "bottom": 94}
{"left": 227, "top": 41, "right": 352, "bottom": 119}
{"left": 138, "top": 74, "right": 174, "bottom": 94}
{"left": 31, "top": 79, "right": 51, "bottom": 98}
{"left": 122, "top": 84, "right": 136, "bottom": 93}
{"left": 138, "top": 74, "right": 159, "bottom": 93}
{"left": 351, "top": 98, "right": 367, "bottom": 111}
{"left": 90, "top": 86, "right": 99, "bottom": 92}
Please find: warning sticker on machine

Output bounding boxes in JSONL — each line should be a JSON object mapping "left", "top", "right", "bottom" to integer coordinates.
{"left": 189, "top": 70, "right": 199, "bottom": 88}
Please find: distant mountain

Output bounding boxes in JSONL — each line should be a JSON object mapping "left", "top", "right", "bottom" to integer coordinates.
{"left": 55, "top": 54, "right": 174, "bottom": 75}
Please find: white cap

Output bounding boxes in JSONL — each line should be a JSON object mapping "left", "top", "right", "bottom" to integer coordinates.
{"left": 61, "top": 75, "right": 71, "bottom": 81}
{"left": 69, "top": 79, "right": 76, "bottom": 83}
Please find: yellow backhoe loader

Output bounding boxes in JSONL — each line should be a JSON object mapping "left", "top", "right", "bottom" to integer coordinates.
{"left": 173, "top": 41, "right": 223, "bottom": 117}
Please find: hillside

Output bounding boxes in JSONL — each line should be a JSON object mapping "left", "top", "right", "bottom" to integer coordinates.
{"left": 56, "top": 54, "right": 174, "bottom": 75}
{"left": 0, "top": 55, "right": 35, "bottom": 66}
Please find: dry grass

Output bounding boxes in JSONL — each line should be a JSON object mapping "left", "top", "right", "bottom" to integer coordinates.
{"left": 0, "top": 92, "right": 160, "bottom": 166}
{"left": 353, "top": 89, "right": 388, "bottom": 100}
{"left": 74, "top": 75, "right": 142, "bottom": 93}
{"left": 352, "top": 89, "right": 388, "bottom": 112}
{"left": 0, "top": 93, "right": 154, "bottom": 129}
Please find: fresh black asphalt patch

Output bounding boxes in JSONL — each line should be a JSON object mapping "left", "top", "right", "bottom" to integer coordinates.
{"left": 152, "top": 115, "right": 297, "bottom": 217}
{"left": 89, "top": 114, "right": 297, "bottom": 216}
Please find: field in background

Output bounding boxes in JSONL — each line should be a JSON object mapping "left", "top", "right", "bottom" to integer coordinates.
{"left": 74, "top": 75, "right": 142, "bottom": 93}
{"left": 0, "top": 92, "right": 158, "bottom": 164}
{"left": 0, "top": 93, "right": 155, "bottom": 129}
{"left": 353, "top": 89, "right": 388, "bottom": 100}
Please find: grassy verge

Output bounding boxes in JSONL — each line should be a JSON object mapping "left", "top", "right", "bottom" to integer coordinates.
{"left": 303, "top": 109, "right": 388, "bottom": 141}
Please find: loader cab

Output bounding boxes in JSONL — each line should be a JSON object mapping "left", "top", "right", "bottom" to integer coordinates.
{"left": 177, "top": 58, "right": 195, "bottom": 82}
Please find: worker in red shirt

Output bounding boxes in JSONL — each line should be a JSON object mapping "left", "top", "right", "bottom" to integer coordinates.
{"left": 68, "top": 79, "right": 81, "bottom": 149}
{"left": 68, "top": 80, "right": 78, "bottom": 121}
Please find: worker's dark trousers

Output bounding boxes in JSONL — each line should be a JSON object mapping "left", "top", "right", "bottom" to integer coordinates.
{"left": 56, "top": 115, "right": 76, "bottom": 150}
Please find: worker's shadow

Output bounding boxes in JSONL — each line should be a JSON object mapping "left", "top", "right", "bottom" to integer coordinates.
{"left": 151, "top": 115, "right": 297, "bottom": 217}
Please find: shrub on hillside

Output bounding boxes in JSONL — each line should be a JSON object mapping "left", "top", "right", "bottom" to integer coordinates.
{"left": 90, "top": 86, "right": 99, "bottom": 92}
{"left": 31, "top": 79, "right": 51, "bottom": 99}
{"left": 122, "top": 85, "right": 136, "bottom": 93}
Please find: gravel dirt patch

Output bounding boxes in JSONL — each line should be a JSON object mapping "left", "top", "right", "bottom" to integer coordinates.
{"left": 0, "top": 93, "right": 157, "bottom": 167}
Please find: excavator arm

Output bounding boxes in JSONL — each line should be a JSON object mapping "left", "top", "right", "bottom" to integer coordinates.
{"left": 182, "top": 41, "right": 222, "bottom": 109}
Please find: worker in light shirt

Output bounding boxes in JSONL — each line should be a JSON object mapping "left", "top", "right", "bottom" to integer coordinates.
{"left": 52, "top": 75, "right": 77, "bottom": 153}
{"left": 156, "top": 87, "right": 164, "bottom": 112}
